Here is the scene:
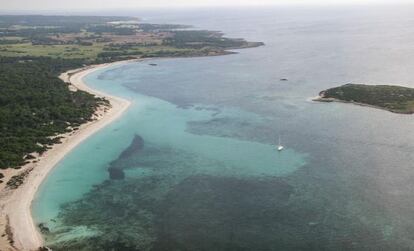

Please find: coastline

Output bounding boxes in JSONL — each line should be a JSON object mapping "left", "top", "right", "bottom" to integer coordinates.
{"left": 0, "top": 60, "right": 133, "bottom": 250}
{"left": 312, "top": 95, "right": 414, "bottom": 114}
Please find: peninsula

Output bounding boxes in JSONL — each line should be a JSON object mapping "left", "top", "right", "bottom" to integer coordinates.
{"left": 314, "top": 83, "right": 414, "bottom": 114}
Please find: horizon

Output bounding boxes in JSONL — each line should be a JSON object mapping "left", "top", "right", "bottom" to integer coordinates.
{"left": 0, "top": 0, "right": 413, "bottom": 12}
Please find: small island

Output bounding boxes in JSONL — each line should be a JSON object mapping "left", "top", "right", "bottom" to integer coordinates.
{"left": 314, "top": 83, "right": 414, "bottom": 114}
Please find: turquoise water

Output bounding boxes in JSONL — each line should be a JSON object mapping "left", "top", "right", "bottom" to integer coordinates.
{"left": 33, "top": 63, "right": 307, "bottom": 248}
{"left": 34, "top": 6, "right": 414, "bottom": 250}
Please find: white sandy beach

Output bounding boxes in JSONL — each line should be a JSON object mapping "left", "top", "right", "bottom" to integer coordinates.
{"left": 0, "top": 61, "right": 133, "bottom": 250}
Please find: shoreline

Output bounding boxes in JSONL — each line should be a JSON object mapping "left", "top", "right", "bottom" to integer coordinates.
{"left": 312, "top": 95, "right": 414, "bottom": 114}
{"left": 0, "top": 51, "right": 255, "bottom": 251}
{"left": 0, "top": 60, "right": 133, "bottom": 250}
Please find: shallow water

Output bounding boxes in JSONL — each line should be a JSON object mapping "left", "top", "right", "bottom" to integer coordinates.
{"left": 34, "top": 5, "right": 414, "bottom": 250}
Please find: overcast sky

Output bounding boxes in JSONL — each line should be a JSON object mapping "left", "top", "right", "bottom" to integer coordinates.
{"left": 0, "top": 0, "right": 412, "bottom": 11}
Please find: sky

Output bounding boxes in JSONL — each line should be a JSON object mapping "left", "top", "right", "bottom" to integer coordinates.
{"left": 0, "top": 0, "right": 412, "bottom": 11}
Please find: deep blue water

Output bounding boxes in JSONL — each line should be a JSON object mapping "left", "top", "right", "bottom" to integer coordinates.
{"left": 33, "top": 5, "right": 414, "bottom": 250}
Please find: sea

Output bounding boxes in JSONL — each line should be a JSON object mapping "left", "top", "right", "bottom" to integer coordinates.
{"left": 33, "top": 5, "right": 414, "bottom": 250}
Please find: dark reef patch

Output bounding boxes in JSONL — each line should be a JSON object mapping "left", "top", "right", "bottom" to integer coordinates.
{"left": 107, "top": 135, "right": 144, "bottom": 180}
{"left": 186, "top": 116, "right": 276, "bottom": 144}
{"left": 152, "top": 175, "right": 294, "bottom": 251}
{"left": 51, "top": 170, "right": 402, "bottom": 251}
{"left": 118, "top": 135, "right": 144, "bottom": 160}
{"left": 150, "top": 174, "right": 395, "bottom": 250}
{"left": 107, "top": 167, "right": 125, "bottom": 180}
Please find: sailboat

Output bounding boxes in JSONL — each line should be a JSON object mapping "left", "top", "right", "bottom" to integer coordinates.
{"left": 277, "top": 136, "right": 284, "bottom": 151}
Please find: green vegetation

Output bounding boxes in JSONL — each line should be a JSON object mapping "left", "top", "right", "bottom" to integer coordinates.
{"left": 0, "top": 43, "right": 105, "bottom": 59}
{"left": 317, "top": 83, "right": 414, "bottom": 114}
{"left": 0, "top": 57, "right": 108, "bottom": 169}
{"left": 163, "top": 30, "right": 263, "bottom": 49}
{"left": 6, "top": 168, "right": 32, "bottom": 189}
{"left": 0, "top": 15, "right": 263, "bottom": 170}
{"left": 0, "top": 15, "right": 262, "bottom": 61}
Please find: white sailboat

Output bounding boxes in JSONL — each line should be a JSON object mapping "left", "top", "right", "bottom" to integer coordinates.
{"left": 277, "top": 136, "right": 284, "bottom": 151}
